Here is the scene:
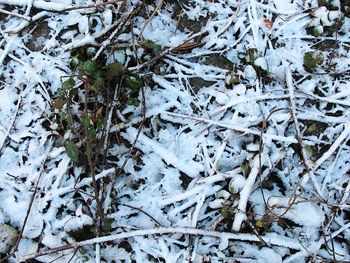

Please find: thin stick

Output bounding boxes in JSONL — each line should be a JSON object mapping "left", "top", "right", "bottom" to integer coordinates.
{"left": 63, "top": 0, "right": 122, "bottom": 12}
{"left": 20, "top": 226, "right": 306, "bottom": 261}
{"left": 232, "top": 155, "right": 261, "bottom": 231}
{"left": 0, "top": 8, "right": 31, "bottom": 20}
{"left": 93, "top": 4, "right": 141, "bottom": 61}
{"left": 118, "top": 203, "right": 163, "bottom": 227}
{"left": 138, "top": 0, "right": 164, "bottom": 40}
{"left": 164, "top": 111, "right": 301, "bottom": 144}
{"left": 129, "top": 30, "right": 207, "bottom": 72}
{"left": 313, "top": 122, "right": 350, "bottom": 171}
{"left": 284, "top": 60, "right": 323, "bottom": 197}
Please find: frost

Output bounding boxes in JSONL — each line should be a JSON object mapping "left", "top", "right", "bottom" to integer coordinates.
{"left": 0, "top": 0, "right": 350, "bottom": 262}
{"left": 243, "top": 65, "right": 257, "bottom": 81}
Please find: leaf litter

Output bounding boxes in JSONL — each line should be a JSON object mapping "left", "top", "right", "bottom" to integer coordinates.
{"left": 0, "top": 0, "right": 350, "bottom": 262}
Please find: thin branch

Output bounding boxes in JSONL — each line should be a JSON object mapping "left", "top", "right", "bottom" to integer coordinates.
{"left": 284, "top": 60, "right": 323, "bottom": 198}
{"left": 129, "top": 30, "right": 208, "bottom": 72}
{"left": 232, "top": 155, "right": 261, "bottom": 231}
{"left": 62, "top": 0, "right": 123, "bottom": 12}
{"left": 20, "top": 226, "right": 306, "bottom": 261}
{"left": 0, "top": 0, "right": 73, "bottom": 12}
{"left": 118, "top": 203, "right": 163, "bottom": 227}
{"left": 93, "top": 4, "right": 141, "bottom": 61}
{"left": 138, "top": 0, "right": 164, "bottom": 40}
{"left": 0, "top": 8, "right": 31, "bottom": 20}
{"left": 313, "top": 122, "right": 350, "bottom": 171}
{"left": 164, "top": 111, "right": 301, "bottom": 144}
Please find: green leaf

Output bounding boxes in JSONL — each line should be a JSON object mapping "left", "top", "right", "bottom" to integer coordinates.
{"left": 82, "top": 60, "right": 98, "bottom": 76}
{"left": 96, "top": 116, "right": 107, "bottom": 131}
{"left": 307, "top": 123, "right": 317, "bottom": 133}
{"left": 65, "top": 141, "right": 80, "bottom": 162}
{"left": 81, "top": 114, "right": 91, "bottom": 128}
{"left": 303, "top": 52, "right": 317, "bottom": 71}
{"left": 60, "top": 111, "right": 73, "bottom": 129}
{"left": 241, "top": 161, "right": 250, "bottom": 176}
{"left": 306, "top": 26, "right": 321, "bottom": 37}
{"left": 86, "top": 141, "right": 93, "bottom": 157}
{"left": 143, "top": 40, "right": 162, "bottom": 52}
{"left": 304, "top": 145, "right": 314, "bottom": 155}
{"left": 102, "top": 218, "right": 114, "bottom": 232}
{"left": 88, "top": 128, "right": 96, "bottom": 141}
{"left": 68, "top": 87, "right": 79, "bottom": 98}
{"left": 52, "top": 97, "right": 68, "bottom": 109}
{"left": 220, "top": 207, "right": 232, "bottom": 219}
{"left": 255, "top": 220, "right": 264, "bottom": 228}
{"left": 0, "top": 224, "right": 18, "bottom": 254}
{"left": 128, "top": 98, "right": 139, "bottom": 107}
{"left": 93, "top": 70, "right": 104, "bottom": 80}
{"left": 124, "top": 75, "right": 142, "bottom": 91}
{"left": 229, "top": 76, "right": 240, "bottom": 85}
{"left": 70, "top": 56, "right": 80, "bottom": 69}
{"left": 247, "top": 48, "right": 258, "bottom": 63}
{"left": 104, "top": 62, "right": 125, "bottom": 80}
{"left": 91, "top": 78, "right": 104, "bottom": 91}
{"left": 62, "top": 77, "right": 75, "bottom": 90}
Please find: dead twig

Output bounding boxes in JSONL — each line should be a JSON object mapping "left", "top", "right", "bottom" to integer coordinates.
{"left": 0, "top": 8, "right": 31, "bottom": 20}
{"left": 118, "top": 203, "right": 163, "bottom": 227}
{"left": 129, "top": 30, "right": 208, "bottom": 72}
{"left": 138, "top": 0, "right": 164, "bottom": 40}
{"left": 63, "top": 0, "right": 123, "bottom": 12}
{"left": 20, "top": 227, "right": 305, "bottom": 261}
{"left": 93, "top": 3, "right": 141, "bottom": 61}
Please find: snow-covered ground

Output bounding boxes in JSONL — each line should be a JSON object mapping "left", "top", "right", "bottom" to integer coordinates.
{"left": 0, "top": 0, "right": 350, "bottom": 262}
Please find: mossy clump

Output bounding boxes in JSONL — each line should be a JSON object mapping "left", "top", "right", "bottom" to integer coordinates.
{"left": 303, "top": 52, "right": 323, "bottom": 71}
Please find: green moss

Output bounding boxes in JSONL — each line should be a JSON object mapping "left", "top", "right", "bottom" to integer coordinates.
{"left": 306, "top": 26, "right": 321, "bottom": 37}
{"left": 124, "top": 75, "right": 142, "bottom": 91}
{"left": 220, "top": 206, "right": 233, "bottom": 219}
{"left": 303, "top": 52, "right": 318, "bottom": 71}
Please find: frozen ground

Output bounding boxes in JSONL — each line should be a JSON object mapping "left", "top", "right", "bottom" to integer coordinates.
{"left": 0, "top": 0, "right": 350, "bottom": 262}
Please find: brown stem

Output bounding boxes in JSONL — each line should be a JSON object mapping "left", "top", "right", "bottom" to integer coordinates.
{"left": 83, "top": 77, "right": 104, "bottom": 236}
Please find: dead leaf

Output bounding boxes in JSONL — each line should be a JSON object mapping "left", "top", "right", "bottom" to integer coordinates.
{"left": 264, "top": 19, "right": 273, "bottom": 29}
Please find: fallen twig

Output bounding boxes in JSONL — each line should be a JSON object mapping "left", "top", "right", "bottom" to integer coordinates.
{"left": 164, "top": 111, "right": 301, "bottom": 144}
{"left": 138, "top": 0, "right": 164, "bottom": 40}
{"left": 0, "top": 0, "right": 73, "bottom": 12}
{"left": 93, "top": 3, "right": 141, "bottom": 61}
{"left": 0, "top": 8, "right": 31, "bottom": 20}
{"left": 284, "top": 60, "right": 323, "bottom": 198}
{"left": 20, "top": 226, "right": 307, "bottom": 261}
{"left": 63, "top": 0, "right": 123, "bottom": 12}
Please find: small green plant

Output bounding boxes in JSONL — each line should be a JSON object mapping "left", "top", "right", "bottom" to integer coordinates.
{"left": 53, "top": 47, "right": 143, "bottom": 235}
{"left": 246, "top": 48, "right": 258, "bottom": 64}
{"left": 53, "top": 49, "right": 142, "bottom": 166}
{"left": 143, "top": 40, "right": 163, "bottom": 52}
{"left": 220, "top": 206, "right": 233, "bottom": 219}
{"left": 241, "top": 160, "right": 250, "bottom": 177}
{"left": 306, "top": 26, "right": 322, "bottom": 37}
{"left": 303, "top": 51, "right": 323, "bottom": 71}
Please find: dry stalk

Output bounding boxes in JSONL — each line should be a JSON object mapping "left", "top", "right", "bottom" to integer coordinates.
{"left": 138, "top": 0, "right": 164, "bottom": 40}
{"left": 63, "top": 0, "right": 123, "bottom": 12}
{"left": 93, "top": 3, "right": 141, "bottom": 61}
{"left": 20, "top": 227, "right": 306, "bottom": 261}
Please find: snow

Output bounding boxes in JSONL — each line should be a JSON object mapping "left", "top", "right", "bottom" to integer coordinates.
{"left": 0, "top": 0, "right": 350, "bottom": 262}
